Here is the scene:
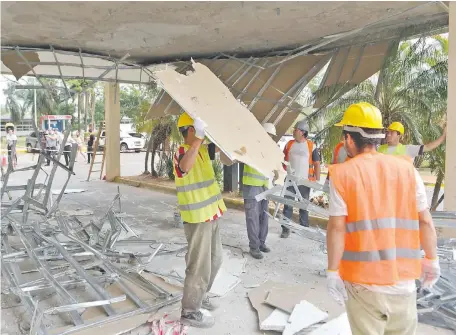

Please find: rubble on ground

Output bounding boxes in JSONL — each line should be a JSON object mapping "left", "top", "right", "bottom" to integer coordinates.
{"left": 1, "top": 141, "right": 184, "bottom": 335}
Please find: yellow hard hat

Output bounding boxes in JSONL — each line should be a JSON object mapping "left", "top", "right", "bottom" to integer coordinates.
{"left": 177, "top": 112, "right": 194, "bottom": 128}
{"left": 387, "top": 122, "right": 404, "bottom": 135}
{"left": 5, "top": 123, "right": 15, "bottom": 130}
{"left": 335, "top": 102, "right": 383, "bottom": 129}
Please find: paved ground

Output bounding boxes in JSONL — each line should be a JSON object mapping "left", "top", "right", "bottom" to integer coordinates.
{"left": 1, "top": 152, "right": 451, "bottom": 334}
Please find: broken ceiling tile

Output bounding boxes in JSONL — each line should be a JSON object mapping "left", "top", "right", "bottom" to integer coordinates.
{"left": 308, "top": 313, "right": 352, "bottom": 335}
{"left": 153, "top": 62, "right": 286, "bottom": 184}
{"left": 260, "top": 308, "right": 290, "bottom": 331}
{"left": 283, "top": 300, "right": 328, "bottom": 335}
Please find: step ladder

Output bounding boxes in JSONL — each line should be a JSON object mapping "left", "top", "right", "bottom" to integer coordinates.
{"left": 87, "top": 121, "right": 106, "bottom": 181}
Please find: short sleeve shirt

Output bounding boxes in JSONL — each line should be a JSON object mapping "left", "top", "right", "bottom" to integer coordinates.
{"left": 384, "top": 144, "right": 424, "bottom": 158}
{"left": 286, "top": 141, "right": 320, "bottom": 180}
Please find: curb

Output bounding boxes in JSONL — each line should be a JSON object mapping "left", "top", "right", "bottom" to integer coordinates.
{"left": 114, "top": 176, "right": 329, "bottom": 228}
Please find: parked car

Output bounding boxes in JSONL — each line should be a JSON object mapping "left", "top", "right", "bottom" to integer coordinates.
{"left": 128, "top": 132, "right": 147, "bottom": 148}
{"left": 98, "top": 131, "right": 145, "bottom": 153}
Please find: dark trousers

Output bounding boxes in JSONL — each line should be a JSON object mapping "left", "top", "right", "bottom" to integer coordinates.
{"left": 282, "top": 185, "right": 310, "bottom": 230}
{"left": 244, "top": 198, "right": 269, "bottom": 250}
{"left": 87, "top": 146, "right": 93, "bottom": 163}
{"left": 46, "top": 146, "right": 56, "bottom": 165}
{"left": 63, "top": 145, "right": 71, "bottom": 166}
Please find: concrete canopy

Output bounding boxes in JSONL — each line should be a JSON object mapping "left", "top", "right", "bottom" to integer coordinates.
{"left": 1, "top": 2, "right": 449, "bottom": 65}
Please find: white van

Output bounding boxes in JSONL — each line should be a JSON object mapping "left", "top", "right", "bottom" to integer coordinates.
{"left": 98, "top": 130, "right": 145, "bottom": 153}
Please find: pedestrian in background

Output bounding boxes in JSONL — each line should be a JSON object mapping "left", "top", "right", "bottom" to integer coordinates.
{"left": 75, "top": 130, "right": 86, "bottom": 161}
{"left": 45, "top": 129, "right": 57, "bottom": 166}
{"left": 6, "top": 127, "right": 17, "bottom": 168}
{"left": 87, "top": 134, "right": 95, "bottom": 164}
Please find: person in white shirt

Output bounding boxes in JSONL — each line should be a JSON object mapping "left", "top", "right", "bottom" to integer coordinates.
{"left": 281, "top": 120, "right": 320, "bottom": 237}
{"left": 6, "top": 127, "right": 17, "bottom": 168}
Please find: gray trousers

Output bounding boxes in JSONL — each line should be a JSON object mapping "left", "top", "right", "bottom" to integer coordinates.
{"left": 282, "top": 185, "right": 310, "bottom": 229}
{"left": 182, "top": 220, "right": 223, "bottom": 313}
{"left": 244, "top": 198, "right": 268, "bottom": 250}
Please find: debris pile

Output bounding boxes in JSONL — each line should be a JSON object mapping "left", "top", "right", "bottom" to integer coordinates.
{"left": 248, "top": 281, "right": 351, "bottom": 334}
{"left": 417, "top": 238, "right": 456, "bottom": 331}
{"left": 1, "top": 137, "right": 183, "bottom": 335}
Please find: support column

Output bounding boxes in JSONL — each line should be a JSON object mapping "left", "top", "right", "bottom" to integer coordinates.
{"left": 446, "top": 2, "right": 456, "bottom": 211}
{"left": 104, "top": 83, "right": 120, "bottom": 181}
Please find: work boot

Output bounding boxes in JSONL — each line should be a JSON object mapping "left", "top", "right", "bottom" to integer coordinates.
{"left": 250, "top": 248, "right": 263, "bottom": 259}
{"left": 181, "top": 310, "right": 215, "bottom": 328}
{"left": 202, "top": 295, "right": 219, "bottom": 311}
{"left": 260, "top": 245, "right": 271, "bottom": 253}
{"left": 280, "top": 228, "right": 290, "bottom": 238}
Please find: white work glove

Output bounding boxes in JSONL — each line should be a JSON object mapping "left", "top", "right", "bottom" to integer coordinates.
{"left": 193, "top": 117, "right": 206, "bottom": 140}
{"left": 420, "top": 257, "right": 441, "bottom": 289}
{"left": 326, "top": 270, "right": 348, "bottom": 305}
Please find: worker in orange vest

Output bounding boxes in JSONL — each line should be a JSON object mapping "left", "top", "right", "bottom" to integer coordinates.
{"left": 331, "top": 139, "right": 348, "bottom": 164}
{"left": 281, "top": 120, "right": 321, "bottom": 237}
{"left": 326, "top": 102, "right": 440, "bottom": 335}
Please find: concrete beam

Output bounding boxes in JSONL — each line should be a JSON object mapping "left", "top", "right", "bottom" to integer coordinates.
{"left": 445, "top": 2, "right": 456, "bottom": 211}
{"left": 104, "top": 82, "right": 120, "bottom": 181}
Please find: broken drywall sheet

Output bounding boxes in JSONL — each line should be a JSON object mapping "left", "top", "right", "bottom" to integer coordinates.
{"left": 264, "top": 284, "right": 310, "bottom": 314}
{"left": 247, "top": 281, "right": 293, "bottom": 327}
{"left": 282, "top": 300, "right": 328, "bottom": 335}
{"left": 153, "top": 62, "right": 286, "bottom": 184}
{"left": 308, "top": 313, "right": 352, "bottom": 335}
{"left": 260, "top": 308, "right": 290, "bottom": 332}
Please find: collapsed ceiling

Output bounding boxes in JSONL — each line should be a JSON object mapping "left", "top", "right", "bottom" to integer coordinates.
{"left": 1, "top": 1, "right": 449, "bottom": 64}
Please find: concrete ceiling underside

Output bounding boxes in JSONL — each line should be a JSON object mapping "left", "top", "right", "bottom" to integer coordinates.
{"left": 1, "top": 1, "right": 449, "bottom": 65}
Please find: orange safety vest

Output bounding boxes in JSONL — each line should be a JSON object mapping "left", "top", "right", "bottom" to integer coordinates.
{"left": 283, "top": 139, "right": 316, "bottom": 181}
{"left": 328, "top": 152, "right": 421, "bottom": 285}
{"left": 332, "top": 141, "right": 350, "bottom": 164}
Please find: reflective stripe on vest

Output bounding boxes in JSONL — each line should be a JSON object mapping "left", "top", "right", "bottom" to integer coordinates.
{"left": 378, "top": 143, "right": 406, "bottom": 156}
{"left": 179, "top": 193, "right": 223, "bottom": 211}
{"left": 343, "top": 248, "right": 421, "bottom": 262}
{"left": 174, "top": 144, "right": 227, "bottom": 223}
{"left": 243, "top": 165, "right": 268, "bottom": 187}
{"left": 283, "top": 139, "right": 316, "bottom": 181}
{"left": 346, "top": 218, "right": 419, "bottom": 233}
{"left": 328, "top": 152, "right": 420, "bottom": 285}
{"left": 175, "top": 179, "right": 216, "bottom": 192}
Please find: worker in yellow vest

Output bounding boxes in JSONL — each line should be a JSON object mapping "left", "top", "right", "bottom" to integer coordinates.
{"left": 326, "top": 103, "right": 440, "bottom": 335}
{"left": 378, "top": 121, "right": 446, "bottom": 158}
{"left": 174, "top": 112, "right": 227, "bottom": 328}
{"left": 242, "top": 122, "right": 276, "bottom": 260}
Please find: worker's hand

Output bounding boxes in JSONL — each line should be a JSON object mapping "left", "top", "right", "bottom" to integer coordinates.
{"left": 326, "top": 270, "right": 347, "bottom": 305}
{"left": 420, "top": 257, "right": 441, "bottom": 289}
{"left": 193, "top": 117, "right": 206, "bottom": 140}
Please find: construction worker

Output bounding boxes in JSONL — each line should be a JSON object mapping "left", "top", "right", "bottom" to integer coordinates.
{"left": 174, "top": 112, "right": 227, "bottom": 328}
{"left": 243, "top": 122, "right": 276, "bottom": 260}
{"left": 326, "top": 102, "right": 440, "bottom": 335}
{"left": 281, "top": 120, "right": 321, "bottom": 237}
{"left": 378, "top": 121, "right": 446, "bottom": 158}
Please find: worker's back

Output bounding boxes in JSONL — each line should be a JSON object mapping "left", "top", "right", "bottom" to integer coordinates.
{"left": 329, "top": 152, "right": 420, "bottom": 285}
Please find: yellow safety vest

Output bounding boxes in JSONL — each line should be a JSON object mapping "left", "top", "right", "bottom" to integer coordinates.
{"left": 378, "top": 143, "right": 406, "bottom": 156}
{"left": 174, "top": 144, "right": 227, "bottom": 223}
{"left": 243, "top": 165, "right": 268, "bottom": 188}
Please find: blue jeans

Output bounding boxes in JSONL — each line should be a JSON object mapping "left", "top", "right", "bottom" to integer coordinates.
{"left": 282, "top": 185, "right": 310, "bottom": 229}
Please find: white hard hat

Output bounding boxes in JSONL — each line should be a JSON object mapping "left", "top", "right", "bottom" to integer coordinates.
{"left": 262, "top": 123, "right": 276, "bottom": 136}
{"left": 295, "top": 120, "right": 309, "bottom": 132}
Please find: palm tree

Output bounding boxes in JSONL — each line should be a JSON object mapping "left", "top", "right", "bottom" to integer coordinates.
{"left": 308, "top": 36, "right": 447, "bottom": 210}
